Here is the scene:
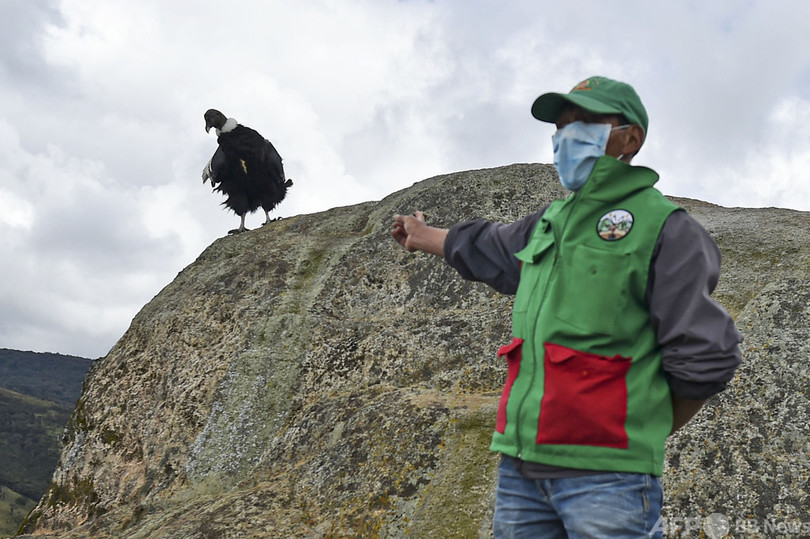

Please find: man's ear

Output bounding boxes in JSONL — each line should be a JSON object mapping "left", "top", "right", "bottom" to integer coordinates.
{"left": 624, "top": 125, "right": 645, "bottom": 158}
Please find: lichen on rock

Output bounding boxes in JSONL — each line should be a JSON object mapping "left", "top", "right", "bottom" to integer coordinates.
{"left": 18, "top": 164, "right": 810, "bottom": 538}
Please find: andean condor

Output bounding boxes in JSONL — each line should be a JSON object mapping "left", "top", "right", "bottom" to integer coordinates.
{"left": 202, "top": 109, "right": 293, "bottom": 234}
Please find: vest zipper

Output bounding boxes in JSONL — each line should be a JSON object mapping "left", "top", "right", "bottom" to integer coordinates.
{"left": 514, "top": 194, "right": 578, "bottom": 458}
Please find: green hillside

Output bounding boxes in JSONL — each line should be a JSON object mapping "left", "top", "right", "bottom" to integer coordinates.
{"left": 0, "top": 349, "right": 93, "bottom": 406}
{"left": 0, "top": 386, "right": 73, "bottom": 500}
{"left": 0, "top": 485, "right": 35, "bottom": 538}
{"left": 0, "top": 349, "right": 92, "bottom": 535}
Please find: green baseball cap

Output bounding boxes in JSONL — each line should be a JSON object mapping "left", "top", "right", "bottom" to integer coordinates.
{"left": 531, "top": 76, "right": 649, "bottom": 133}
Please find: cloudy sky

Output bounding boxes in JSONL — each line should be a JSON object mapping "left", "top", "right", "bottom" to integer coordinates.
{"left": 2, "top": 0, "right": 808, "bottom": 359}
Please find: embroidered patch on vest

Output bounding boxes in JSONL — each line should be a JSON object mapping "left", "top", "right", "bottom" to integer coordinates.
{"left": 597, "top": 210, "right": 634, "bottom": 241}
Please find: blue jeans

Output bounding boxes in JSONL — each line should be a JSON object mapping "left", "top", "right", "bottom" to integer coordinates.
{"left": 493, "top": 456, "right": 662, "bottom": 538}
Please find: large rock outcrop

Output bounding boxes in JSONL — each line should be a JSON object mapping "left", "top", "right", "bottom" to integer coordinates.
{"left": 19, "top": 164, "right": 810, "bottom": 538}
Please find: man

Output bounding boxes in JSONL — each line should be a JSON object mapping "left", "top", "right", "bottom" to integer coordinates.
{"left": 392, "top": 76, "right": 742, "bottom": 538}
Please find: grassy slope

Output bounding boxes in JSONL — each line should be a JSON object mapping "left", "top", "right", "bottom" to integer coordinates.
{"left": 0, "top": 387, "right": 73, "bottom": 500}
{"left": 0, "top": 349, "right": 92, "bottom": 406}
{"left": 0, "top": 484, "right": 35, "bottom": 539}
{"left": 0, "top": 350, "right": 92, "bottom": 535}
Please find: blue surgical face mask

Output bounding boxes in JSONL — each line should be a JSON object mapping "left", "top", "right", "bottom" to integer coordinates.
{"left": 552, "top": 122, "right": 627, "bottom": 191}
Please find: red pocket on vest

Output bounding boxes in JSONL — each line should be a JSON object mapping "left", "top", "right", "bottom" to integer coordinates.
{"left": 495, "top": 338, "right": 523, "bottom": 434}
{"left": 536, "top": 342, "right": 631, "bottom": 449}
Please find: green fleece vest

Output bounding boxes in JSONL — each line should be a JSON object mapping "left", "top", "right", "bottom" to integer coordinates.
{"left": 490, "top": 156, "right": 680, "bottom": 476}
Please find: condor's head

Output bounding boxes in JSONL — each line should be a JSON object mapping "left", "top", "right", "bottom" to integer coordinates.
{"left": 204, "top": 109, "right": 228, "bottom": 133}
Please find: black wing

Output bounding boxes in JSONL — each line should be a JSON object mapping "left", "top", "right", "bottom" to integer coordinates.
{"left": 218, "top": 126, "right": 285, "bottom": 184}
{"left": 202, "top": 146, "right": 229, "bottom": 187}
{"left": 205, "top": 124, "right": 290, "bottom": 215}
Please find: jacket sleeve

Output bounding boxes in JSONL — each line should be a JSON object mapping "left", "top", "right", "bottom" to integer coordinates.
{"left": 649, "top": 210, "right": 743, "bottom": 400}
{"left": 443, "top": 208, "right": 546, "bottom": 295}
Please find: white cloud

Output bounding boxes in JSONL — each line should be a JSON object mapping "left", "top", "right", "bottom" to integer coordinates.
{"left": 0, "top": 0, "right": 809, "bottom": 357}
{"left": 709, "top": 97, "right": 810, "bottom": 209}
{"left": 0, "top": 189, "right": 34, "bottom": 229}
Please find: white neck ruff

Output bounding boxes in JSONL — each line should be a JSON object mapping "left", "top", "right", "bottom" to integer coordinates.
{"left": 216, "top": 118, "right": 238, "bottom": 135}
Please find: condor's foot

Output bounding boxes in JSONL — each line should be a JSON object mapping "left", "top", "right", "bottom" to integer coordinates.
{"left": 229, "top": 215, "right": 249, "bottom": 235}
{"left": 261, "top": 217, "right": 284, "bottom": 226}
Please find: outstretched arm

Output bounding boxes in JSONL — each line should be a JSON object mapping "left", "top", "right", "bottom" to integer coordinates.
{"left": 392, "top": 211, "right": 448, "bottom": 257}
